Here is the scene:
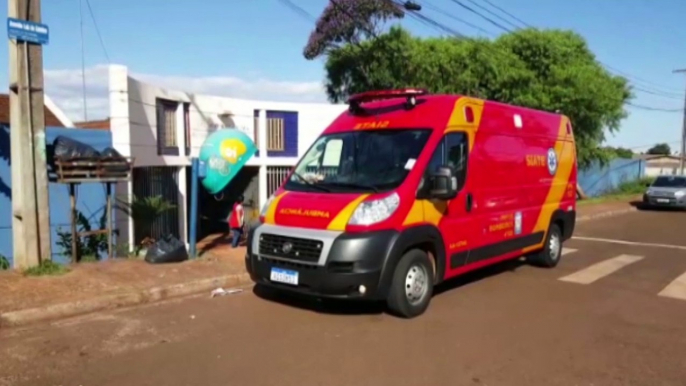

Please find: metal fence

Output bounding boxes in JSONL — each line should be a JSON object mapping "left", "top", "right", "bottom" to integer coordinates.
{"left": 266, "top": 166, "right": 291, "bottom": 197}
{"left": 132, "top": 166, "right": 180, "bottom": 244}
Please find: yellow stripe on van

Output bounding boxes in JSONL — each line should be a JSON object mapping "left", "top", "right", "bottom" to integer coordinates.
{"left": 522, "top": 116, "right": 575, "bottom": 253}
{"left": 444, "top": 97, "right": 485, "bottom": 151}
{"left": 263, "top": 191, "right": 289, "bottom": 225}
{"left": 327, "top": 194, "right": 370, "bottom": 231}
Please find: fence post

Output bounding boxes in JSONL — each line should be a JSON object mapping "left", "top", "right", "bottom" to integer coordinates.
{"left": 189, "top": 158, "right": 199, "bottom": 258}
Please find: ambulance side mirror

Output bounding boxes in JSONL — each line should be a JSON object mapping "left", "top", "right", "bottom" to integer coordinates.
{"left": 428, "top": 165, "right": 458, "bottom": 200}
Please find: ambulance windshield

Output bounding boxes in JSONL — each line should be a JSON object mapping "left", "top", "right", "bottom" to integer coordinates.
{"left": 286, "top": 129, "right": 431, "bottom": 193}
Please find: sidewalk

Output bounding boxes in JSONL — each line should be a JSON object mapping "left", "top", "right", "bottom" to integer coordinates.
{"left": 0, "top": 248, "right": 250, "bottom": 327}
{"left": 0, "top": 198, "right": 638, "bottom": 328}
{"left": 576, "top": 196, "right": 639, "bottom": 222}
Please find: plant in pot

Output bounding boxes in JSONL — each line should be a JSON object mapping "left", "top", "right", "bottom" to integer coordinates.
{"left": 116, "top": 195, "right": 176, "bottom": 256}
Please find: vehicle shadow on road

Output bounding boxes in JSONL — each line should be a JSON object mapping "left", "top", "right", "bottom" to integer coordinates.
{"left": 433, "top": 258, "right": 524, "bottom": 296}
{"left": 252, "top": 284, "right": 386, "bottom": 316}
{"left": 252, "top": 258, "right": 525, "bottom": 316}
{"left": 632, "top": 200, "right": 686, "bottom": 212}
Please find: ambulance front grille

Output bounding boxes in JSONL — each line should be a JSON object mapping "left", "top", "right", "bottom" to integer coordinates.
{"left": 258, "top": 233, "right": 323, "bottom": 263}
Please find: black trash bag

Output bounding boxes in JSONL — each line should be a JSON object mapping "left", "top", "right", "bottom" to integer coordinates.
{"left": 144, "top": 235, "right": 189, "bottom": 264}
{"left": 101, "top": 147, "right": 124, "bottom": 159}
{"left": 53, "top": 135, "right": 100, "bottom": 158}
{"left": 100, "top": 146, "right": 129, "bottom": 173}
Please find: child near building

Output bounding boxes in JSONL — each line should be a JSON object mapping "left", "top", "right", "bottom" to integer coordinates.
{"left": 228, "top": 195, "right": 245, "bottom": 248}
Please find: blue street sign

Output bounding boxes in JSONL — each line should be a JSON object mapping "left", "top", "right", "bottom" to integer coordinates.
{"left": 7, "top": 17, "right": 49, "bottom": 45}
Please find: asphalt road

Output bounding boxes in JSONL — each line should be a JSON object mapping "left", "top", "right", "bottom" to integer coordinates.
{"left": 3, "top": 208, "right": 686, "bottom": 386}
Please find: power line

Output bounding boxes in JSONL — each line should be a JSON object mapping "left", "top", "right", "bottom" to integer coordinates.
{"left": 78, "top": 0, "right": 88, "bottom": 121}
{"left": 407, "top": 8, "right": 465, "bottom": 37}
{"left": 465, "top": 0, "right": 520, "bottom": 30}
{"left": 632, "top": 85, "right": 684, "bottom": 100}
{"left": 84, "top": 0, "right": 110, "bottom": 63}
{"left": 276, "top": 0, "right": 316, "bottom": 22}
{"left": 444, "top": 0, "right": 683, "bottom": 97}
{"left": 478, "top": 0, "right": 532, "bottom": 28}
{"left": 447, "top": 0, "right": 512, "bottom": 32}
{"left": 420, "top": 0, "right": 495, "bottom": 36}
{"left": 627, "top": 102, "right": 682, "bottom": 112}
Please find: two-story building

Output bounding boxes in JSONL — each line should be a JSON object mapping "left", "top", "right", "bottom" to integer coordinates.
{"left": 105, "top": 65, "right": 346, "bottom": 250}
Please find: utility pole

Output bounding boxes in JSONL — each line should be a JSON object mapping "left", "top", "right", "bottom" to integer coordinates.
{"left": 675, "top": 69, "right": 686, "bottom": 176}
{"left": 8, "top": 0, "right": 52, "bottom": 268}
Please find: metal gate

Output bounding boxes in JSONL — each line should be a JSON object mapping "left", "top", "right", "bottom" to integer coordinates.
{"left": 266, "top": 166, "right": 292, "bottom": 197}
{"left": 132, "top": 166, "right": 180, "bottom": 244}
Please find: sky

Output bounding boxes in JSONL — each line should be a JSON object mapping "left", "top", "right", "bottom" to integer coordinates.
{"left": 1, "top": 0, "right": 685, "bottom": 153}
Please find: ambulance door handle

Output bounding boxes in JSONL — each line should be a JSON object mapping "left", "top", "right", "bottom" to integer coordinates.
{"left": 466, "top": 193, "right": 473, "bottom": 212}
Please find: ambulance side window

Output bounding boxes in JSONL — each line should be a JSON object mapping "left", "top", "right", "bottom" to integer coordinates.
{"left": 426, "top": 132, "right": 468, "bottom": 191}
{"left": 445, "top": 133, "right": 468, "bottom": 190}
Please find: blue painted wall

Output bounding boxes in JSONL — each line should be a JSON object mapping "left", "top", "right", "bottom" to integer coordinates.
{"left": 0, "top": 126, "right": 114, "bottom": 267}
{"left": 266, "top": 111, "right": 299, "bottom": 157}
{"left": 254, "top": 110, "right": 299, "bottom": 158}
{"left": 578, "top": 158, "right": 646, "bottom": 197}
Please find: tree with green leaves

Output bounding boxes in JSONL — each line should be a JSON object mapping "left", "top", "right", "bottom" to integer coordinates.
{"left": 604, "top": 146, "right": 634, "bottom": 159}
{"left": 647, "top": 143, "right": 672, "bottom": 155}
{"left": 304, "top": 15, "right": 631, "bottom": 168}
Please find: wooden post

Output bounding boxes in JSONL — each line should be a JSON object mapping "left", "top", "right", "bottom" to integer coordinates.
{"left": 69, "top": 183, "right": 77, "bottom": 263}
{"left": 106, "top": 183, "right": 113, "bottom": 259}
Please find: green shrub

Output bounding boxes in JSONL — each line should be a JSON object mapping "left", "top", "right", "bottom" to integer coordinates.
{"left": 0, "top": 255, "right": 9, "bottom": 271}
{"left": 612, "top": 177, "right": 654, "bottom": 195}
{"left": 23, "top": 260, "right": 69, "bottom": 277}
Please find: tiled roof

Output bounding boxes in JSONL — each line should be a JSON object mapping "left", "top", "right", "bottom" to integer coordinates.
{"left": 74, "top": 118, "right": 110, "bottom": 130}
{"left": 0, "top": 93, "right": 65, "bottom": 127}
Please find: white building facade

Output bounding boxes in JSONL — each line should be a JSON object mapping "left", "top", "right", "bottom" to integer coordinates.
{"left": 107, "top": 64, "right": 346, "bottom": 248}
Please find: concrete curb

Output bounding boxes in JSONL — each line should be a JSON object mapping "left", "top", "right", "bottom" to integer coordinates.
{"left": 0, "top": 272, "right": 252, "bottom": 328}
{"left": 576, "top": 207, "right": 637, "bottom": 223}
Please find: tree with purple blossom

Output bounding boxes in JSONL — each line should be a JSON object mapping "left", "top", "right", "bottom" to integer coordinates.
{"left": 303, "top": 0, "right": 405, "bottom": 60}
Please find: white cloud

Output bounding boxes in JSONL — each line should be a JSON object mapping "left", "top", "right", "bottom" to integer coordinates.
{"left": 44, "top": 64, "right": 328, "bottom": 122}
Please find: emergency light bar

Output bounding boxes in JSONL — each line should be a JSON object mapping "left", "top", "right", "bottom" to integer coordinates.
{"left": 347, "top": 88, "right": 428, "bottom": 113}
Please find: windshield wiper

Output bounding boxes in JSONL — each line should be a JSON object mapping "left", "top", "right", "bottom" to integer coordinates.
{"left": 291, "top": 172, "right": 331, "bottom": 192}
{"left": 319, "top": 181, "right": 379, "bottom": 193}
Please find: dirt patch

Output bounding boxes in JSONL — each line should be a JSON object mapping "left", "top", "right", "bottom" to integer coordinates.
{"left": 0, "top": 248, "right": 246, "bottom": 314}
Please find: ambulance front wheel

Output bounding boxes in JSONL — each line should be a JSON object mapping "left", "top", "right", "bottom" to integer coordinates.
{"left": 386, "top": 249, "right": 434, "bottom": 318}
{"left": 528, "top": 223, "right": 563, "bottom": 268}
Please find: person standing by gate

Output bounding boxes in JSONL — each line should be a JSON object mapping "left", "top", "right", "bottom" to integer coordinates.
{"left": 228, "top": 195, "right": 245, "bottom": 248}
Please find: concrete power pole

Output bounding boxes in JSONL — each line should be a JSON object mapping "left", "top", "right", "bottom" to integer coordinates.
{"left": 8, "top": 0, "right": 52, "bottom": 268}
{"left": 675, "top": 69, "right": 686, "bottom": 176}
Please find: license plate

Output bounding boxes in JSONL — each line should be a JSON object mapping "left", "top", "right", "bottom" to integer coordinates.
{"left": 270, "top": 267, "right": 299, "bottom": 285}
{"left": 657, "top": 198, "right": 670, "bottom": 203}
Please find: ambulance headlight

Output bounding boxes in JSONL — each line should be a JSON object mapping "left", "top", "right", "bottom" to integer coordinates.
{"left": 348, "top": 192, "right": 400, "bottom": 226}
{"left": 260, "top": 195, "right": 275, "bottom": 218}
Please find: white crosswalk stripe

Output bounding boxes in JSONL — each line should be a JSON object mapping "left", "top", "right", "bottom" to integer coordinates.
{"left": 658, "top": 272, "right": 686, "bottom": 301}
{"left": 561, "top": 248, "right": 577, "bottom": 256}
{"left": 558, "top": 254, "right": 644, "bottom": 285}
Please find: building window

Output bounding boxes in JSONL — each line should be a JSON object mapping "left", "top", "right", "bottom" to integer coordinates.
{"left": 253, "top": 113, "right": 259, "bottom": 148}
{"left": 266, "top": 117, "right": 285, "bottom": 151}
{"left": 253, "top": 116, "right": 286, "bottom": 151}
{"left": 183, "top": 103, "right": 190, "bottom": 156}
{"left": 156, "top": 98, "right": 179, "bottom": 155}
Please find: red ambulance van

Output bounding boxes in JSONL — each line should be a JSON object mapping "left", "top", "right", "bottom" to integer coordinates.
{"left": 246, "top": 89, "right": 577, "bottom": 318}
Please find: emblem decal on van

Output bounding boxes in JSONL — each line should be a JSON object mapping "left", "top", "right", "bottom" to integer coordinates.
{"left": 279, "top": 208, "right": 331, "bottom": 219}
{"left": 547, "top": 148, "right": 558, "bottom": 176}
{"left": 514, "top": 212, "right": 522, "bottom": 235}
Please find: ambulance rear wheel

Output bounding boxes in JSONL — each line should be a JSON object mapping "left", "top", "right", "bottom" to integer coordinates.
{"left": 529, "top": 223, "right": 563, "bottom": 268}
{"left": 386, "top": 249, "right": 434, "bottom": 318}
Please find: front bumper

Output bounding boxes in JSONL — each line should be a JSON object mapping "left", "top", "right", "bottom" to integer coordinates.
{"left": 643, "top": 194, "right": 686, "bottom": 208}
{"left": 245, "top": 224, "right": 398, "bottom": 300}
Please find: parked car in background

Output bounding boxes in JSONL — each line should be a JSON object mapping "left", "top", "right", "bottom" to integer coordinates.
{"left": 643, "top": 175, "right": 686, "bottom": 209}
